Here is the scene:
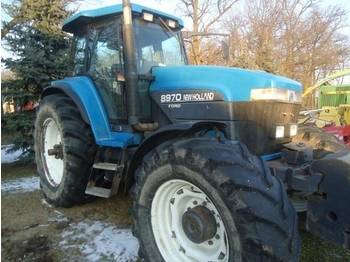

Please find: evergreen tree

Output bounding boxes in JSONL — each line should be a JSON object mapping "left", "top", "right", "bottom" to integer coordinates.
{"left": 1, "top": 0, "right": 75, "bottom": 162}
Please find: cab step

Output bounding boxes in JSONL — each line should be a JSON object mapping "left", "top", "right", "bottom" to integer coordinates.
{"left": 93, "top": 162, "right": 118, "bottom": 171}
{"left": 85, "top": 175, "right": 121, "bottom": 198}
{"left": 85, "top": 148, "right": 127, "bottom": 198}
{"left": 85, "top": 186, "right": 116, "bottom": 198}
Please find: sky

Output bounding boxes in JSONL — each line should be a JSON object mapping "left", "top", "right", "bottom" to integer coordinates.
{"left": 83, "top": 0, "right": 350, "bottom": 15}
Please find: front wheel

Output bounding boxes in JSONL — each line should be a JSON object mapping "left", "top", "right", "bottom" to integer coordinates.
{"left": 152, "top": 179, "right": 230, "bottom": 261}
{"left": 131, "top": 136, "right": 300, "bottom": 262}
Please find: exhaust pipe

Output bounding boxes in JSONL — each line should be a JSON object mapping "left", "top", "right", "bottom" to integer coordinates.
{"left": 122, "top": 0, "right": 158, "bottom": 131}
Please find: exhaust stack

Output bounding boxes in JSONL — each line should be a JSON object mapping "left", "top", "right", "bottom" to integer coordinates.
{"left": 122, "top": 0, "right": 158, "bottom": 131}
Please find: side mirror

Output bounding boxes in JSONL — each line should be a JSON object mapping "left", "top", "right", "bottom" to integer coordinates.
{"left": 221, "top": 41, "right": 229, "bottom": 60}
{"left": 182, "top": 31, "right": 230, "bottom": 60}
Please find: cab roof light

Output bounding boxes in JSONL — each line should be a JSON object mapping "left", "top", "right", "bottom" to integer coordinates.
{"left": 142, "top": 12, "right": 154, "bottom": 22}
{"left": 285, "top": 124, "right": 298, "bottom": 138}
{"left": 166, "top": 19, "right": 177, "bottom": 28}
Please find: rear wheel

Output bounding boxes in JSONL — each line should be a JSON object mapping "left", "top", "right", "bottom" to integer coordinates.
{"left": 131, "top": 136, "right": 300, "bottom": 262}
{"left": 35, "top": 94, "right": 97, "bottom": 207}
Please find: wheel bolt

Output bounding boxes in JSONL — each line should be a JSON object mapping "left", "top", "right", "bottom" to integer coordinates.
{"left": 179, "top": 246, "right": 186, "bottom": 253}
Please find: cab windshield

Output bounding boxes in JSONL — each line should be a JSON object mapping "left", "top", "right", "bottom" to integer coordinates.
{"left": 134, "top": 18, "right": 187, "bottom": 73}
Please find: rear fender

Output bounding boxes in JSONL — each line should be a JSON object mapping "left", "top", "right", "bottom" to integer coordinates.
{"left": 42, "top": 76, "right": 141, "bottom": 147}
{"left": 307, "top": 150, "right": 350, "bottom": 248}
{"left": 42, "top": 78, "right": 92, "bottom": 124}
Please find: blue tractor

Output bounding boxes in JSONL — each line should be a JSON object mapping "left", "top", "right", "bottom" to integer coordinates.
{"left": 34, "top": 1, "right": 350, "bottom": 261}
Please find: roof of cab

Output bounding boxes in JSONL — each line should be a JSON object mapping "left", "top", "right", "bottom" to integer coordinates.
{"left": 63, "top": 3, "right": 184, "bottom": 33}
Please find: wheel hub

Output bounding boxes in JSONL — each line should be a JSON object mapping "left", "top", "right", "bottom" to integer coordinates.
{"left": 47, "top": 143, "right": 63, "bottom": 159}
{"left": 182, "top": 205, "right": 217, "bottom": 244}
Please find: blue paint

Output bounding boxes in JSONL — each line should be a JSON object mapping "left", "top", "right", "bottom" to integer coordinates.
{"left": 63, "top": 3, "right": 184, "bottom": 33}
{"left": 151, "top": 66, "right": 302, "bottom": 102}
{"left": 261, "top": 152, "right": 282, "bottom": 161}
{"left": 51, "top": 76, "right": 143, "bottom": 147}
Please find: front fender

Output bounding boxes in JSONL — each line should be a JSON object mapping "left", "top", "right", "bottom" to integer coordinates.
{"left": 125, "top": 121, "right": 227, "bottom": 191}
{"left": 137, "top": 121, "right": 227, "bottom": 158}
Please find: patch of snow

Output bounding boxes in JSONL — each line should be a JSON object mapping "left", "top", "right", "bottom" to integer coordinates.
{"left": 48, "top": 210, "right": 70, "bottom": 223}
{"left": 1, "top": 176, "right": 40, "bottom": 193}
{"left": 41, "top": 198, "right": 53, "bottom": 208}
{"left": 1, "top": 144, "right": 23, "bottom": 163}
{"left": 59, "top": 221, "right": 139, "bottom": 262}
{"left": 1, "top": 145, "right": 40, "bottom": 193}
{"left": 1, "top": 145, "right": 140, "bottom": 261}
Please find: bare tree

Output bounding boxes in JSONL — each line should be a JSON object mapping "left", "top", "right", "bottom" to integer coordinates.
{"left": 226, "top": 0, "right": 349, "bottom": 107}
{"left": 176, "top": 0, "right": 239, "bottom": 64}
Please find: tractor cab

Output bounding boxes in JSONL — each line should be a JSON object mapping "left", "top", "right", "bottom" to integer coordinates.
{"left": 64, "top": 4, "right": 187, "bottom": 125}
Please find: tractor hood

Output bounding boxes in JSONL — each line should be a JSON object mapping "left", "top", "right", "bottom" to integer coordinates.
{"left": 150, "top": 66, "right": 302, "bottom": 102}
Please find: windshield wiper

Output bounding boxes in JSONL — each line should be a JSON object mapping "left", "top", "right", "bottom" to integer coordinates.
{"left": 158, "top": 17, "right": 184, "bottom": 48}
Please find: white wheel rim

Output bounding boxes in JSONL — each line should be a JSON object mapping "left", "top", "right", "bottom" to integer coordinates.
{"left": 42, "top": 118, "right": 64, "bottom": 186}
{"left": 151, "top": 179, "right": 229, "bottom": 262}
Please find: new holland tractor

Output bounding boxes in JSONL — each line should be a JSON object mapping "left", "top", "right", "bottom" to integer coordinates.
{"left": 34, "top": 1, "right": 350, "bottom": 261}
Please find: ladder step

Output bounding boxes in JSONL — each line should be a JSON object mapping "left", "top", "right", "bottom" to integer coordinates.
{"left": 85, "top": 187, "right": 111, "bottom": 198}
{"left": 93, "top": 162, "right": 118, "bottom": 171}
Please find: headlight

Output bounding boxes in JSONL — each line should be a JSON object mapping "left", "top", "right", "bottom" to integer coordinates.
{"left": 251, "top": 88, "right": 302, "bottom": 103}
{"left": 269, "top": 123, "right": 298, "bottom": 139}
{"left": 270, "top": 125, "right": 285, "bottom": 139}
{"left": 285, "top": 123, "right": 298, "bottom": 137}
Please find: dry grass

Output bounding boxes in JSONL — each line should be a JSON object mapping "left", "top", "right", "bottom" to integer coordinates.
{"left": 300, "top": 230, "right": 350, "bottom": 261}
{"left": 1, "top": 162, "right": 37, "bottom": 180}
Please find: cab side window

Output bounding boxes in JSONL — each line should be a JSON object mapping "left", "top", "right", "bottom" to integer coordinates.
{"left": 86, "top": 19, "right": 126, "bottom": 122}
{"left": 73, "top": 36, "right": 86, "bottom": 76}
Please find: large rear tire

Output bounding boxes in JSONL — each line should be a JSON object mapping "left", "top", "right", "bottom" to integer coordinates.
{"left": 131, "top": 136, "right": 300, "bottom": 262}
{"left": 35, "top": 94, "right": 97, "bottom": 207}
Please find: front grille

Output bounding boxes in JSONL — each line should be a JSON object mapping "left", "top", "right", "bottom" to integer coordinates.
{"left": 227, "top": 101, "right": 301, "bottom": 155}
{"left": 233, "top": 100, "right": 300, "bottom": 127}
